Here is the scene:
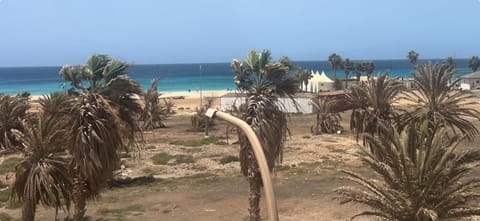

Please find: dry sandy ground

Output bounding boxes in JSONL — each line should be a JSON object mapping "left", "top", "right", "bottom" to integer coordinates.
{"left": 2, "top": 92, "right": 480, "bottom": 221}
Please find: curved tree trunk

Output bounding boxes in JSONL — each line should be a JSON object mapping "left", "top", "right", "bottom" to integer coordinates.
{"left": 247, "top": 149, "right": 262, "bottom": 221}
{"left": 22, "top": 198, "right": 35, "bottom": 221}
{"left": 73, "top": 172, "right": 87, "bottom": 221}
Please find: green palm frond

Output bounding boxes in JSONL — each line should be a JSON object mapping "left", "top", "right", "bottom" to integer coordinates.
{"left": 102, "top": 59, "right": 131, "bottom": 83}
{"left": 336, "top": 124, "right": 480, "bottom": 221}
{"left": 400, "top": 62, "right": 480, "bottom": 139}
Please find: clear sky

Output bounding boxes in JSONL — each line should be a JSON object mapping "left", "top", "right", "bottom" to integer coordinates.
{"left": 0, "top": 0, "right": 479, "bottom": 66}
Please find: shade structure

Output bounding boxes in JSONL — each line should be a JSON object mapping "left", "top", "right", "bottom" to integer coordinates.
{"left": 306, "top": 70, "right": 334, "bottom": 93}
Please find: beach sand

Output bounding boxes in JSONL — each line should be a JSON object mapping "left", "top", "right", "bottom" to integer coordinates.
{"left": 29, "top": 89, "right": 231, "bottom": 114}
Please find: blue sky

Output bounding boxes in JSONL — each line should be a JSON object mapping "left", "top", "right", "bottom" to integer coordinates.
{"left": 0, "top": 0, "right": 479, "bottom": 66}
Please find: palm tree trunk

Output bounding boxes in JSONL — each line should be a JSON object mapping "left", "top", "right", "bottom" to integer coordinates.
{"left": 22, "top": 198, "right": 35, "bottom": 221}
{"left": 333, "top": 67, "right": 337, "bottom": 80}
{"left": 247, "top": 150, "right": 262, "bottom": 221}
{"left": 73, "top": 172, "right": 87, "bottom": 221}
{"left": 345, "top": 74, "right": 349, "bottom": 89}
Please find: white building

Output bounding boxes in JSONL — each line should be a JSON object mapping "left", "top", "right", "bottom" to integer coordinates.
{"left": 459, "top": 71, "right": 480, "bottom": 90}
{"left": 220, "top": 93, "right": 314, "bottom": 114}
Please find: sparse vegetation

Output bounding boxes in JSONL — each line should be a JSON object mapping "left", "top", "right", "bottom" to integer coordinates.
{"left": 151, "top": 152, "right": 174, "bottom": 165}
{"left": 0, "top": 212, "right": 14, "bottom": 221}
{"left": 0, "top": 157, "right": 22, "bottom": 174}
{"left": 169, "top": 136, "right": 225, "bottom": 147}
{"left": 219, "top": 155, "right": 239, "bottom": 164}
{"left": 151, "top": 152, "right": 194, "bottom": 165}
{"left": 98, "top": 204, "right": 145, "bottom": 217}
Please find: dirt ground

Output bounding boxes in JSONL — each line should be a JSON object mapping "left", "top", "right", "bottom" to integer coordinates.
{"left": 2, "top": 103, "right": 480, "bottom": 220}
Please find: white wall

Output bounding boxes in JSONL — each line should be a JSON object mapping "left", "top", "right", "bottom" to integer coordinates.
{"left": 460, "top": 83, "right": 471, "bottom": 90}
{"left": 220, "top": 96, "right": 313, "bottom": 114}
{"left": 461, "top": 79, "right": 480, "bottom": 90}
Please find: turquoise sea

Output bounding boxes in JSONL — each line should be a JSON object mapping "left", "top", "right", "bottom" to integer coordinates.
{"left": 0, "top": 59, "right": 472, "bottom": 95}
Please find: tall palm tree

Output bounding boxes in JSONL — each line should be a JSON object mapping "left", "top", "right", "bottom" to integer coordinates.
{"left": 468, "top": 56, "right": 479, "bottom": 72}
{"left": 0, "top": 94, "right": 29, "bottom": 153}
{"left": 295, "top": 68, "right": 312, "bottom": 91}
{"left": 13, "top": 113, "right": 72, "bottom": 221}
{"left": 336, "top": 123, "right": 480, "bottom": 221}
{"left": 363, "top": 61, "right": 376, "bottom": 80}
{"left": 444, "top": 56, "right": 456, "bottom": 71}
{"left": 407, "top": 50, "right": 419, "bottom": 67}
{"left": 343, "top": 58, "right": 353, "bottom": 89}
{"left": 346, "top": 74, "right": 404, "bottom": 145}
{"left": 231, "top": 49, "right": 299, "bottom": 221}
{"left": 59, "top": 54, "right": 143, "bottom": 221}
{"left": 353, "top": 62, "right": 364, "bottom": 82}
{"left": 400, "top": 62, "right": 480, "bottom": 139}
{"left": 328, "top": 53, "right": 343, "bottom": 80}
{"left": 278, "top": 56, "right": 298, "bottom": 71}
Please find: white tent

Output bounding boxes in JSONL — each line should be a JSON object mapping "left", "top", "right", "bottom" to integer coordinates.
{"left": 306, "top": 70, "right": 335, "bottom": 93}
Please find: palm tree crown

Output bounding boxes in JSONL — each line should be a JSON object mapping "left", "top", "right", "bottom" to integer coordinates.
{"left": 400, "top": 62, "right": 480, "bottom": 139}
{"left": 328, "top": 53, "right": 343, "bottom": 79}
{"left": 407, "top": 50, "right": 419, "bottom": 66}
{"left": 347, "top": 74, "right": 405, "bottom": 144}
{"left": 469, "top": 56, "right": 480, "bottom": 72}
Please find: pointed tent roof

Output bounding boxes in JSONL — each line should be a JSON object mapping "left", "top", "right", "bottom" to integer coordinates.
{"left": 309, "top": 71, "right": 323, "bottom": 82}
{"left": 318, "top": 71, "right": 334, "bottom": 83}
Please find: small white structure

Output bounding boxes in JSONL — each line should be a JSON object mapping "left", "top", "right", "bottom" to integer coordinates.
{"left": 459, "top": 71, "right": 480, "bottom": 90}
{"left": 220, "top": 93, "right": 314, "bottom": 114}
{"left": 306, "top": 71, "right": 335, "bottom": 93}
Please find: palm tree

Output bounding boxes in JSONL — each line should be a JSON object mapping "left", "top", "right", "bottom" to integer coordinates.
{"left": 0, "top": 94, "right": 29, "bottom": 153}
{"left": 343, "top": 58, "right": 353, "bottom": 89}
{"left": 468, "top": 56, "right": 479, "bottom": 72}
{"left": 353, "top": 62, "right": 363, "bottom": 82}
{"left": 336, "top": 124, "right": 480, "bottom": 221}
{"left": 231, "top": 49, "right": 299, "bottom": 221}
{"left": 295, "top": 68, "right": 312, "bottom": 91}
{"left": 406, "top": 50, "right": 419, "bottom": 67}
{"left": 140, "top": 78, "right": 169, "bottom": 130}
{"left": 59, "top": 54, "right": 143, "bottom": 221}
{"left": 328, "top": 53, "right": 343, "bottom": 80}
{"left": 400, "top": 62, "right": 480, "bottom": 139}
{"left": 443, "top": 56, "right": 456, "bottom": 71}
{"left": 346, "top": 74, "right": 404, "bottom": 145}
{"left": 363, "top": 61, "right": 376, "bottom": 80}
{"left": 310, "top": 96, "right": 342, "bottom": 135}
{"left": 278, "top": 56, "right": 298, "bottom": 70}
{"left": 13, "top": 113, "right": 72, "bottom": 221}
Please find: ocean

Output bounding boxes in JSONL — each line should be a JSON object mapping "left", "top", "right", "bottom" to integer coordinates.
{"left": 0, "top": 59, "right": 472, "bottom": 95}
